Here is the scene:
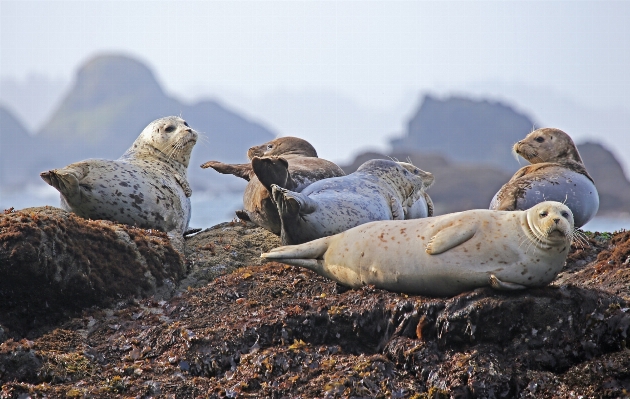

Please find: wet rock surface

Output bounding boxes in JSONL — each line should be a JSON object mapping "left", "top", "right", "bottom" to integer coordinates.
{"left": 1, "top": 210, "right": 629, "bottom": 398}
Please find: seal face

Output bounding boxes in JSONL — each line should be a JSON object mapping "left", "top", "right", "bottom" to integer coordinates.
{"left": 201, "top": 137, "right": 344, "bottom": 234}
{"left": 247, "top": 136, "right": 318, "bottom": 160}
{"left": 262, "top": 201, "right": 574, "bottom": 297}
{"left": 490, "top": 128, "right": 599, "bottom": 228}
{"left": 271, "top": 159, "right": 435, "bottom": 245}
{"left": 40, "top": 116, "right": 197, "bottom": 244}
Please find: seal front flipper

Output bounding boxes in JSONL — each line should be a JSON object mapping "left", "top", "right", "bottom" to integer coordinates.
{"left": 387, "top": 193, "right": 404, "bottom": 220}
{"left": 251, "top": 156, "right": 293, "bottom": 190}
{"left": 425, "top": 221, "right": 478, "bottom": 255}
{"left": 200, "top": 160, "right": 254, "bottom": 181}
{"left": 489, "top": 274, "right": 527, "bottom": 291}
{"left": 425, "top": 192, "right": 434, "bottom": 217}
{"left": 174, "top": 172, "right": 192, "bottom": 197}
{"left": 235, "top": 210, "right": 251, "bottom": 222}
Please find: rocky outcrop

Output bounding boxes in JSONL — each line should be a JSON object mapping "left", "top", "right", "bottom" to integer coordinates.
{"left": 0, "top": 106, "right": 40, "bottom": 189}
{"left": 0, "top": 207, "right": 184, "bottom": 338}
{"left": 1, "top": 219, "right": 629, "bottom": 397}
{"left": 579, "top": 142, "right": 630, "bottom": 213}
{"left": 391, "top": 95, "right": 535, "bottom": 171}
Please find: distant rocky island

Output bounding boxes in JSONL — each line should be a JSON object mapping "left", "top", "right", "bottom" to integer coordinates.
{"left": 0, "top": 54, "right": 276, "bottom": 193}
{"left": 2, "top": 54, "right": 629, "bottom": 216}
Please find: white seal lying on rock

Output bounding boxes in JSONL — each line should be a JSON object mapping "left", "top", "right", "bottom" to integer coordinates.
{"left": 40, "top": 116, "right": 197, "bottom": 247}
{"left": 271, "top": 159, "right": 434, "bottom": 245}
{"left": 263, "top": 201, "right": 574, "bottom": 297}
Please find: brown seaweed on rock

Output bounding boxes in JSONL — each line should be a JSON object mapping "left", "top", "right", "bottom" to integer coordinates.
{"left": 0, "top": 206, "right": 183, "bottom": 337}
{"left": 1, "top": 220, "right": 629, "bottom": 398}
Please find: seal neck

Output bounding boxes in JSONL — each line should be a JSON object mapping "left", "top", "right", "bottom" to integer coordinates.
{"left": 122, "top": 142, "right": 189, "bottom": 175}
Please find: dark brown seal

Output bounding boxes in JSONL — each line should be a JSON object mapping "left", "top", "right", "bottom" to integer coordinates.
{"left": 201, "top": 137, "right": 344, "bottom": 234}
{"left": 490, "top": 128, "right": 599, "bottom": 228}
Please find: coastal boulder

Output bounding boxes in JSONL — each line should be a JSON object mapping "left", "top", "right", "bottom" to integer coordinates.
{"left": 0, "top": 206, "right": 184, "bottom": 337}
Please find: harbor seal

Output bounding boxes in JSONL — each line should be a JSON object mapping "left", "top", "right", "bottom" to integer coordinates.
{"left": 262, "top": 201, "right": 574, "bottom": 297}
{"left": 490, "top": 128, "right": 598, "bottom": 228}
{"left": 201, "top": 137, "right": 345, "bottom": 234}
{"left": 40, "top": 116, "right": 197, "bottom": 247}
{"left": 271, "top": 159, "right": 434, "bottom": 245}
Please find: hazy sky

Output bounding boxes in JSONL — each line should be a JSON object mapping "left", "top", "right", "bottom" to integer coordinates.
{"left": 1, "top": 1, "right": 629, "bottom": 167}
{"left": 2, "top": 1, "right": 628, "bottom": 107}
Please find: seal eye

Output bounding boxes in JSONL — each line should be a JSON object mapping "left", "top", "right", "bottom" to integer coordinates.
{"left": 535, "top": 137, "right": 545, "bottom": 143}
{"left": 165, "top": 126, "right": 175, "bottom": 133}
{"left": 539, "top": 211, "right": 548, "bottom": 218}
{"left": 267, "top": 144, "right": 273, "bottom": 150}
{"left": 184, "top": 122, "right": 189, "bottom": 127}
{"left": 561, "top": 211, "right": 569, "bottom": 218}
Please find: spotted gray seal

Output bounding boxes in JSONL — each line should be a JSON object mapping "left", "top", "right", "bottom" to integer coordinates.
{"left": 490, "top": 128, "right": 598, "bottom": 228}
{"left": 201, "top": 136, "right": 345, "bottom": 234}
{"left": 263, "top": 201, "right": 574, "bottom": 296}
{"left": 40, "top": 116, "right": 197, "bottom": 247}
{"left": 271, "top": 159, "right": 434, "bottom": 245}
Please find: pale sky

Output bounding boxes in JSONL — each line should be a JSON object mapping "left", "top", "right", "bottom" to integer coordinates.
{"left": 1, "top": 1, "right": 629, "bottom": 168}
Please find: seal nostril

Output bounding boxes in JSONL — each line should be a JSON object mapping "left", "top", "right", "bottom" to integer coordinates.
{"left": 554, "top": 218, "right": 560, "bottom": 224}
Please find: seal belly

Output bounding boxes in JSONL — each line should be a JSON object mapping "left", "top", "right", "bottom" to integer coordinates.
{"left": 490, "top": 170, "right": 599, "bottom": 228}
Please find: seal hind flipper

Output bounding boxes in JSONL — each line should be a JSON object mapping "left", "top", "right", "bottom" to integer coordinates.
{"left": 252, "top": 156, "right": 292, "bottom": 190}
{"left": 272, "top": 184, "right": 319, "bottom": 245}
{"left": 262, "top": 237, "right": 331, "bottom": 274}
{"left": 271, "top": 184, "right": 317, "bottom": 216}
{"left": 425, "top": 222, "right": 478, "bottom": 255}
{"left": 40, "top": 167, "right": 84, "bottom": 202}
{"left": 489, "top": 274, "right": 527, "bottom": 290}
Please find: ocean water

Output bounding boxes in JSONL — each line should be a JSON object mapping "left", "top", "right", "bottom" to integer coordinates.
{"left": 2, "top": 184, "right": 629, "bottom": 233}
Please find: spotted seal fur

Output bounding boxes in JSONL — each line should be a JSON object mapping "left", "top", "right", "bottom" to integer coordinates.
{"left": 40, "top": 116, "right": 197, "bottom": 248}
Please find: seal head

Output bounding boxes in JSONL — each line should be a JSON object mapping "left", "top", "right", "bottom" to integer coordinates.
{"left": 247, "top": 136, "right": 317, "bottom": 160}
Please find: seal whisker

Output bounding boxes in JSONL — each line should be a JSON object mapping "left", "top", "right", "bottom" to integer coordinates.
{"left": 571, "top": 230, "right": 588, "bottom": 248}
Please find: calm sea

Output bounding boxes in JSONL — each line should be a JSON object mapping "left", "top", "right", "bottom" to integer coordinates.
{"left": 2, "top": 185, "right": 629, "bottom": 233}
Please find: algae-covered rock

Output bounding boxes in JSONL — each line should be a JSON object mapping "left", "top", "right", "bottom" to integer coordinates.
{"left": 0, "top": 206, "right": 184, "bottom": 336}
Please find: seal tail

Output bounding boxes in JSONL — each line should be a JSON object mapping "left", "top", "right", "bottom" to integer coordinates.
{"left": 261, "top": 236, "right": 332, "bottom": 272}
